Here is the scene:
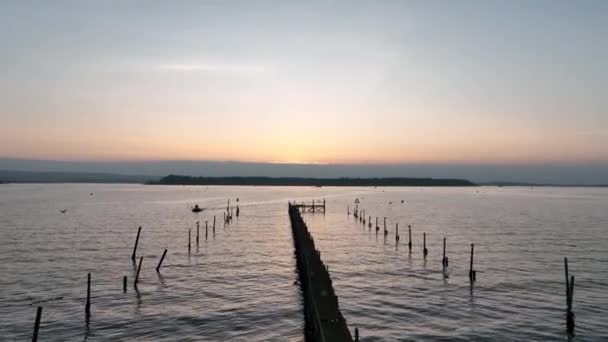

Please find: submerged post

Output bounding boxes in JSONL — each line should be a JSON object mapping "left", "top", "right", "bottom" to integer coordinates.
{"left": 123, "top": 276, "right": 127, "bottom": 293}
{"left": 567, "top": 275, "right": 575, "bottom": 333}
{"left": 469, "top": 243, "right": 476, "bottom": 282}
{"left": 32, "top": 306, "right": 42, "bottom": 342}
{"left": 565, "top": 257, "right": 575, "bottom": 334}
{"left": 196, "top": 221, "right": 200, "bottom": 246}
{"left": 423, "top": 232, "right": 428, "bottom": 257}
{"left": 156, "top": 249, "right": 168, "bottom": 272}
{"left": 134, "top": 256, "right": 143, "bottom": 287}
{"left": 395, "top": 223, "right": 400, "bottom": 242}
{"left": 86, "top": 273, "right": 91, "bottom": 314}
{"left": 188, "top": 229, "right": 191, "bottom": 254}
{"left": 131, "top": 226, "right": 142, "bottom": 262}
{"left": 564, "top": 257, "right": 570, "bottom": 304}
{"left": 408, "top": 225, "right": 412, "bottom": 251}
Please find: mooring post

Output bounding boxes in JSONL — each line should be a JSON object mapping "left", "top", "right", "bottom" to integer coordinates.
{"left": 213, "top": 215, "right": 216, "bottom": 231}
{"left": 383, "top": 217, "right": 386, "bottom": 231}
{"left": 188, "top": 229, "right": 191, "bottom": 253}
{"left": 408, "top": 225, "right": 412, "bottom": 251}
{"left": 156, "top": 249, "right": 168, "bottom": 272}
{"left": 32, "top": 306, "right": 42, "bottom": 342}
{"left": 196, "top": 221, "right": 200, "bottom": 246}
{"left": 223, "top": 212, "right": 226, "bottom": 225}
{"left": 85, "top": 273, "right": 91, "bottom": 318}
{"left": 376, "top": 217, "right": 378, "bottom": 229}
{"left": 355, "top": 327, "right": 359, "bottom": 342}
{"left": 205, "top": 223, "right": 208, "bottom": 240}
{"left": 368, "top": 216, "right": 372, "bottom": 229}
{"left": 236, "top": 205, "right": 240, "bottom": 217}
{"left": 134, "top": 256, "right": 143, "bottom": 287}
{"left": 423, "top": 232, "right": 428, "bottom": 257}
{"left": 123, "top": 276, "right": 127, "bottom": 293}
{"left": 131, "top": 226, "right": 142, "bottom": 262}
{"left": 469, "top": 243, "right": 476, "bottom": 282}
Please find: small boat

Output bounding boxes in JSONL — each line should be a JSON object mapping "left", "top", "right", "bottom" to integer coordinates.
{"left": 192, "top": 205, "right": 203, "bottom": 213}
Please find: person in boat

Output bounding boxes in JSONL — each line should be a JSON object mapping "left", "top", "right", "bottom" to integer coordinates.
{"left": 192, "top": 204, "right": 202, "bottom": 212}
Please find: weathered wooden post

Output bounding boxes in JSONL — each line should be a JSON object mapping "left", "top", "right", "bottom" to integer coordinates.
{"left": 188, "top": 229, "right": 191, "bottom": 254}
{"left": 567, "top": 275, "right": 575, "bottom": 333}
{"left": 223, "top": 212, "right": 226, "bottom": 225}
{"left": 442, "top": 237, "right": 446, "bottom": 264}
{"left": 565, "top": 257, "right": 575, "bottom": 334}
{"left": 196, "top": 221, "right": 200, "bottom": 246}
{"left": 368, "top": 216, "right": 372, "bottom": 229}
{"left": 85, "top": 273, "right": 91, "bottom": 318}
{"left": 423, "top": 232, "right": 428, "bottom": 258}
{"left": 131, "top": 226, "right": 142, "bottom": 262}
{"left": 395, "top": 223, "right": 400, "bottom": 242}
{"left": 469, "top": 243, "right": 476, "bottom": 282}
{"left": 32, "top": 306, "right": 42, "bottom": 342}
{"left": 156, "top": 249, "right": 168, "bottom": 272}
{"left": 408, "top": 225, "right": 412, "bottom": 251}
{"left": 134, "top": 256, "right": 143, "bottom": 287}
{"left": 123, "top": 276, "right": 127, "bottom": 293}
{"left": 347, "top": 205, "right": 350, "bottom": 215}
{"left": 213, "top": 215, "right": 216, "bottom": 231}
{"left": 236, "top": 205, "right": 240, "bottom": 217}
{"left": 205, "top": 222, "right": 208, "bottom": 240}
{"left": 354, "top": 327, "right": 359, "bottom": 342}
{"left": 564, "top": 257, "right": 570, "bottom": 304}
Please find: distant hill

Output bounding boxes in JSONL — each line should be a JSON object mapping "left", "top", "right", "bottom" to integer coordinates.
{"left": 153, "top": 174, "right": 476, "bottom": 186}
{"left": 0, "top": 170, "right": 159, "bottom": 184}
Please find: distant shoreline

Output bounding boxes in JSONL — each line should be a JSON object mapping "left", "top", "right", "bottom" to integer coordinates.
{"left": 150, "top": 175, "right": 476, "bottom": 187}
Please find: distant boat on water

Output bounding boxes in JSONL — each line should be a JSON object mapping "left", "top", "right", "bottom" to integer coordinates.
{"left": 192, "top": 205, "right": 203, "bottom": 213}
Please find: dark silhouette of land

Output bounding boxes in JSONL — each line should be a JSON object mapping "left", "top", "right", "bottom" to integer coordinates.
{"left": 0, "top": 170, "right": 157, "bottom": 184}
{"left": 153, "top": 174, "right": 476, "bottom": 186}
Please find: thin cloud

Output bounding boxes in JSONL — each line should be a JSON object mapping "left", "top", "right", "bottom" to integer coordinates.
{"left": 158, "top": 62, "right": 268, "bottom": 75}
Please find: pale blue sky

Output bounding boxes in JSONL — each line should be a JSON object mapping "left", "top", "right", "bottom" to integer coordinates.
{"left": 1, "top": 1, "right": 607, "bottom": 165}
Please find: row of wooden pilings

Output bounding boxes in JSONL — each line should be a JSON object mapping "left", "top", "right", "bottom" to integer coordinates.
{"left": 351, "top": 203, "right": 576, "bottom": 335}
{"left": 30, "top": 200, "right": 239, "bottom": 342}
{"left": 289, "top": 202, "right": 356, "bottom": 342}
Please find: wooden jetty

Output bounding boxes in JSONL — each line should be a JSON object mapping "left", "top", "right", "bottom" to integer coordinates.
{"left": 292, "top": 199, "right": 326, "bottom": 213}
{"left": 288, "top": 203, "right": 353, "bottom": 342}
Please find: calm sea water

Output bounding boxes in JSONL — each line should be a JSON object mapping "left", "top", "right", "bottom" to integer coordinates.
{"left": 1, "top": 184, "right": 607, "bottom": 341}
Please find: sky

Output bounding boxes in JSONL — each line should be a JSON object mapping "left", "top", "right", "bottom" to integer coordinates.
{"left": 1, "top": 1, "right": 607, "bottom": 179}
